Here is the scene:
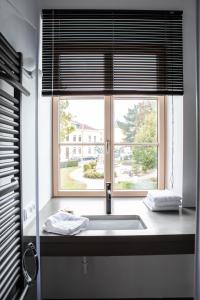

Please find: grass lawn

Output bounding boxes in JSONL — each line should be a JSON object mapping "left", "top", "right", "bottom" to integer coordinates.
{"left": 115, "top": 179, "right": 157, "bottom": 190}
{"left": 60, "top": 167, "right": 87, "bottom": 190}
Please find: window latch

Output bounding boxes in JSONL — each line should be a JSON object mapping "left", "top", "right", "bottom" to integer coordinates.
{"left": 106, "top": 140, "right": 110, "bottom": 153}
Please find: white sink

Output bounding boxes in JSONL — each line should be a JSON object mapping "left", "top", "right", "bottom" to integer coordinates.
{"left": 84, "top": 215, "right": 146, "bottom": 230}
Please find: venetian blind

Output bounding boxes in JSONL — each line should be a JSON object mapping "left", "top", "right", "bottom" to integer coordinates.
{"left": 42, "top": 9, "right": 183, "bottom": 96}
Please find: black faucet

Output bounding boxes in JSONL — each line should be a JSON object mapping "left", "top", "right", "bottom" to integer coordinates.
{"left": 106, "top": 182, "right": 112, "bottom": 214}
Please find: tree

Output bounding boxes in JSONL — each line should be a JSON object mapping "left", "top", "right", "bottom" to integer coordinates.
{"left": 117, "top": 101, "right": 152, "bottom": 142}
{"left": 117, "top": 101, "right": 157, "bottom": 174}
{"left": 134, "top": 112, "right": 156, "bottom": 144}
{"left": 132, "top": 112, "right": 157, "bottom": 173}
{"left": 59, "top": 100, "right": 75, "bottom": 142}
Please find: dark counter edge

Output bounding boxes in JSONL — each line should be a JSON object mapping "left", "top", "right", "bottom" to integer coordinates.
{"left": 43, "top": 298, "right": 193, "bottom": 300}
{"left": 24, "top": 234, "right": 195, "bottom": 256}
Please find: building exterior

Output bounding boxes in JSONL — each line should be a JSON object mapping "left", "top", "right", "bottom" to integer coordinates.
{"left": 60, "top": 121, "right": 104, "bottom": 162}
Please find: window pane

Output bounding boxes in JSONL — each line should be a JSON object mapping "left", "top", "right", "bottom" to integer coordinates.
{"left": 114, "top": 98, "right": 157, "bottom": 143}
{"left": 59, "top": 98, "right": 104, "bottom": 143}
{"left": 59, "top": 145, "right": 104, "bottom": 190}
{"left": 113, "top": 145, "right": 158, "bottom": 190}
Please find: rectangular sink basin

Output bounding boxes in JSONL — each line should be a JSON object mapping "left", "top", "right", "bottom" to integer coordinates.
{"left": 84, "top": 215, "right": 146, "bottom": 230}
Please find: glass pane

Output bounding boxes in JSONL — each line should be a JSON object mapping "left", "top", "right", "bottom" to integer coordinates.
{"left": 59, "top": 145, "right": 104, "bottom": 190}
{"left": 113, "top": 145, "right": 158, "bottom": 190}
{"left": 59, "top": 97, "right": 104, "bottom": 144}
{"left": 59, "top": 98, "right": 104, "bottom": 143}
{"left": 114, "top": 98, "right": 157, "bottom": 143}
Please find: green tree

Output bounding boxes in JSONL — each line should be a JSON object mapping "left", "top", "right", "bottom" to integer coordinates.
{"left": 117, "top": 101, "right": 152, "bottom": 142}
{"left": 117, "top": 101, "right": 157, "bottom": 174}
{"left": 132, "top": 112, "right": 157, "bottom": 173}
{"left": 134, "top": 112, "right": 156, "bottom": 143}
{"left": 59, "top": 100, "right": 75, "bottom": 142}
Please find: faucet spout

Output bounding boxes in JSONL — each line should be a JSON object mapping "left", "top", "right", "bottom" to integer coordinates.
{"left": 106, "top": 182, "right": 112, "bottom": 214}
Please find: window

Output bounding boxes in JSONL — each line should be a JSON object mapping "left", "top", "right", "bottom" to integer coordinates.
{"left": 79, "top": 135, "right": 82, "bottom": 142}
{"left": 53, "top": 96, "right": 165, "bottom": 196}
{"left": 65, "top": 147, "right": 69, "bottom": 159}
{"left": 54, "top": 97, "right": 105, "bottom": 195}
{"left": 73, "top": 135, "right": 76, "bottom": 142}
{"left": 73, "top": 147, "right": 76, "bottom": 155}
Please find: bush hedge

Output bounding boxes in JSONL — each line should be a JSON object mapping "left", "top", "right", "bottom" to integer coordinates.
{"left": 84, "top": 169, "right": 104, "bottom": 179}
{"left": 83, "top": 160, "right": 103, "bottom": 179}
{"left": 60, "top": 160, "right": 78, "bottom": 168}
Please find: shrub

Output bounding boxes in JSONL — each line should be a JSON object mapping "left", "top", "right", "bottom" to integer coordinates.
{"left": 67, "top": 160, "right": 78, "bottom": 167}
{"left": 89, "top": 161, "right": 97, "bottom": 169}
{"left": 118, "top": 181, "right": 135, "bottom": 189}
{"left": 83, "top": 160, "right": 103, "bottom": 179}
{"left": 84, "top": 169, "right": 104, "bottom": 179}
{"left": 83, "top": 164, "right": 91, "bottom": 172}
{"left": 60, "top": 160, "right": 78, "bottom": 168}
{"left": 83, "top": 160, "right": 97, "bottom": 172}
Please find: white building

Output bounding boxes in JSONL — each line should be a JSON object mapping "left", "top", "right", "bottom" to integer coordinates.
{"left": 60, "top": 121, "right": 104, "bottom": 162}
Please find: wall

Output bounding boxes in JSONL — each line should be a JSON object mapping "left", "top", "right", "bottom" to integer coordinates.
{"left": 0, "top": 0, "right": 52, "bottom": 225}
{"left": 39, "top": 1, "right": 196, "bottom": 299}
{"left": 38, "top": 14, "right": 53, "bottom": 211}
{"left": 41, "top": 0, "right": 197, "bottom": 208}
{"left": 0, "top": 0, "right": 40, "bottom": 225}
{"left": 0, "top": 1, "right": 40, "bottom": 299}
{"left": 165, "top": 96, "right": 183, "bottom": 196}
{"left": 38, "top": 95, "right": 52, "bottom": 210}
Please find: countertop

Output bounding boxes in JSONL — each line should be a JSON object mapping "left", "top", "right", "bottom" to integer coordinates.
{"left": 25, "top": 198, "right": 196, "bottom": 256}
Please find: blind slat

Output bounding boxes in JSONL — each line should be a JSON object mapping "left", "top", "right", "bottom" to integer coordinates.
{"left": 42, "top": 9, "right": 183, "bottom": 95}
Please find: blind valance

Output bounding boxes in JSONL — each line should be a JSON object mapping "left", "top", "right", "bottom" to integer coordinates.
{"left": 42, "top": 9, "right": 183, "bottom": 96}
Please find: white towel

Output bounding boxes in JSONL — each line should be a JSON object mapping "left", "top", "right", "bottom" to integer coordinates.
{"left": 147, "top": 190, "right": 182, "bottom": 206}
{"left": 43, "top": 211, "right": 89, "bottom": 235}
{"left": 143, "top": 197, "right": 180, "bottom": 211}
{"left": 148, "top": 195, "right": 181, "bottom": 207}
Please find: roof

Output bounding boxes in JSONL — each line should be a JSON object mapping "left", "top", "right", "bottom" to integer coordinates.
{"left": 72, "top": 120, "right": 96, "bottom": 130}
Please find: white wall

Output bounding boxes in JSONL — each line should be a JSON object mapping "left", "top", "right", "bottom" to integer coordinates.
{"left": 39, "top": 1, "right": 196, "bottom": 299}
{"left": 0, "top": 0, "right": 40, "bottom": 225}
{"left": 41, "top": 0, "right": 197, "bottom": 207}
{"left": 38, "top": 15, "right": 53, "bottom": 210}
{"left": 166, "top": 96, "right": 183, "bottom": 197}
{"left": 38, "top": 95, "right": 52, "bottom": 210}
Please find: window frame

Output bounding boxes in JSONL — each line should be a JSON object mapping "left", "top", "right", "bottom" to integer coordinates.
{"left": 52, "top": 96, "right": 165, "bottom": 197}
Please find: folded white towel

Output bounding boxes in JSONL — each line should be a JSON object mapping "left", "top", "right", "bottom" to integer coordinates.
{"left": 147, "top": 190, "right": 182, "bottom": 206}
{"left": 143, "top": 197, "right": 180, "bottom": 211}
{"left": 43, "top": 211, "right": 89, "bottom": 235}
{"left": 148, "top": 195, "right": 181, "bottom": 207}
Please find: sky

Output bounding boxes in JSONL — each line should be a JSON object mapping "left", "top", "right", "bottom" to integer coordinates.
{"left": 65, "top": 98, "right": 157, "bottom": 130}
{"left": 67, "top": 99, "right": 104, "bottom": 129}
